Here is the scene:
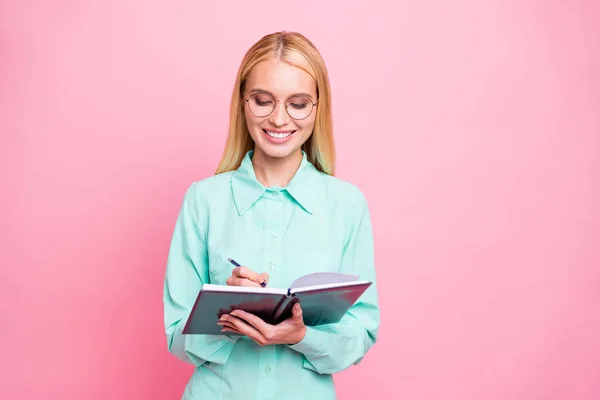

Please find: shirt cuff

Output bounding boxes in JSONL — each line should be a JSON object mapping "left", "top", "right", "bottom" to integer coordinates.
{"left": 287, "top": 326, "right": 326, "bottom": 358}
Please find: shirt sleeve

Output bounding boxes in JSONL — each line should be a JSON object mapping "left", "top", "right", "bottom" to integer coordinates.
{"left": 287, "top": 186, "right": 380, "bottom": 375}
{"left": 163, "top": 183, "right": 239, "bottom": 366}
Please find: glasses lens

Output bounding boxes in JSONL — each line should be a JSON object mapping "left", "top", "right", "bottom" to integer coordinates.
{"left": 286, "top": 95, "right": 313, "bottom": 119}
{"left": 248, "top": 93, "right": 274, "bottom": 117}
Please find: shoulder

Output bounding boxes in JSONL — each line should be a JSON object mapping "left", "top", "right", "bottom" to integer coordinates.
{"left": 317, "top": 172, "right": 369, "bottom": 212}
{"left": 186, "top": 172, "right": 233, "bottom": 197}
{"left": 180, "top": 171, "right": 234, "bottom": 211}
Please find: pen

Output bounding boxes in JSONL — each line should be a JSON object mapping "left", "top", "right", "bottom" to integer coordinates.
{"left": 228, "top": 258, "right": 267, "bottom": 287}
{"left": 227, "top": 258, "right": 241, "bottom": 267}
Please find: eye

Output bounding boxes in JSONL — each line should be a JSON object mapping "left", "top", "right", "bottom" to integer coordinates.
{"left": 251, "top": 93, "right": 273, "bottom": 107}
{"left": 287, "top": 96, "right": 311, "bottom": 110}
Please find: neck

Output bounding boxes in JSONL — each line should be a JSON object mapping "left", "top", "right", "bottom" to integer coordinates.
{"left": 251, "top": 149, "right": 303, "bottom": 188}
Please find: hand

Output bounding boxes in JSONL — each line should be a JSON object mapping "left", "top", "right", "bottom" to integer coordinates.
{"left": 218, "top": 302, "right": 307, "bottom": 346}
{"left": 226, "top": 265, "right": 269, "bottom": 287}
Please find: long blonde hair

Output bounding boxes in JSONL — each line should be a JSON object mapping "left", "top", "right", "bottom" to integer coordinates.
{"left": 214, "top": 31, "right": 335, "bottom": 175}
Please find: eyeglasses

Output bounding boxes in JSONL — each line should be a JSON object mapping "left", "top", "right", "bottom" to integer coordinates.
{"left": 244, "top": 92, "right": 317, "bottom": 120}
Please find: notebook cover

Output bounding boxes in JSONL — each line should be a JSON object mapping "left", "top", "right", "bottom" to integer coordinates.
{"left": 292, "top": 282, "right": 372, "bottom": 326}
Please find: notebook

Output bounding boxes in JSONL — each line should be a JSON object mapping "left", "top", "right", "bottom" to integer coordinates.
{"left": 182, "top": 272, "right": 372, "bottom": 335}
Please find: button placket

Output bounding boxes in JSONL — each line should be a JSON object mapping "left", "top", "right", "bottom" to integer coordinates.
{"left": 262, "top": 192, "right": 283, "bottom": 285}
{"left": 257, "top": 194, "right": 281, "bottom": 396}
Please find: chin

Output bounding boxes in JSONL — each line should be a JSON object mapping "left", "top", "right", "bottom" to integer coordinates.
{"left": 255, "top": 143, "right": 299, "bottom": 159}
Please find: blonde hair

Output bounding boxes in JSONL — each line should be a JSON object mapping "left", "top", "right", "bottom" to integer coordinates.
{"left": 214, "top": 31, "right": 335, "bottom": 175}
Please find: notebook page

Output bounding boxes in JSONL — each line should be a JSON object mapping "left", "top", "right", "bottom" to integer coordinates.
{"left": 289, "top": 272, "right": 359, "bottom": 290}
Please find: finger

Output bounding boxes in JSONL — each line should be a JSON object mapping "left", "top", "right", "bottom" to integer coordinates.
{"left": 217, "top": 319, "right": 237, "bottom": 330}
{"left": 225, "top": 276, "right": 261, "bottom": 287}
{"left": 224, "top": 314, "right": 268, "bottom": 345}
{"left": 292, "top": 302, "right": 303, "bottom": 318}
{"left": 221, "top": 323, "right": 238, "bottom": 332}
{"left": 230, "top": 309, "right": 272, "bottom": 334}
{"left": 232, "top": 266, "right": 260, "bottom": 281}
{"left": 232, "top": 266, "right": 268, "bottom": 286}
{"left": 256, "top": 272, "right": 270, "bottom": 286}
{"left": 291, "top": 303, "right": 305, "bottom": 326}
{"left": 222, "top": 325, "right": 262, "bottom": 347}
{"left": 221, "top": 327, "right": 242, "bottom": 335}
{"left": 218, "top": 315, "right": 241, "bottom": 332}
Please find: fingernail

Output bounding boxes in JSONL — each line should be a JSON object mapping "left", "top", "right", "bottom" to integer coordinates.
{"left": 260, "top": 282, "right": 266, "bottom": 287}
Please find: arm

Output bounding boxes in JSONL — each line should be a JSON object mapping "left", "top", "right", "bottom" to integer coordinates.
{"left": 287, "top": 186, "right": 380, "bottom": 374}
{"left": 163, "top": 183, "right": 239, "bottom": 366}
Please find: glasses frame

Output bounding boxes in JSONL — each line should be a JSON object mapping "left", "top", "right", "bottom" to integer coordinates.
{"left": 243, "top": 92, "right": 318, "bottom": 120}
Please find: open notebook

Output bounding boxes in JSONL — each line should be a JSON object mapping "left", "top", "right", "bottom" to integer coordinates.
{"left": 182, "top": 272, "right": 372, "bottom": 335}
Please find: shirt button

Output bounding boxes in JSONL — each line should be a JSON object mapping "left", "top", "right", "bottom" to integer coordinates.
{"left": 270, "top": 235, "right": 277, "bottom": 242}
{"left": 269, "top": 263, "right": 275, "bottom": 270}
{"left": 264, "top": 366, "right": 271, "bottom": 374}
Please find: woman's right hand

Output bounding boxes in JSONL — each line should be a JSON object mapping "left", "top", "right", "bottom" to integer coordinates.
{"left": 226, "top": 265, "right": 269, "bottom": 287}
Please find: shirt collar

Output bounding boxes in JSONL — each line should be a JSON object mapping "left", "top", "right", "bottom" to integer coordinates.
{"left": 231, "top": 150, "right": 323, "bottom": 216}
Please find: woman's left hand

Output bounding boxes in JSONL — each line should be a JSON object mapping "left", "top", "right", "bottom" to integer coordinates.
{"left": 218, "top": 302, "right": 307, "bottom": 346}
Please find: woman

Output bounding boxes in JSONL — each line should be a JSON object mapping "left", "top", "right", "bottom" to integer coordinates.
{"left": 163, "top": 31, "right": 380, "bottom": 399}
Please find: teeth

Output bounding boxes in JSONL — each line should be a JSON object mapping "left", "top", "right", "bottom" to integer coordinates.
{"left": 266, "top": 130, "right": 292, "bottom": 139}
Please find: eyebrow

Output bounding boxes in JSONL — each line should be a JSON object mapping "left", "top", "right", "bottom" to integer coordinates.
{"left": 249, "top": 88, "right": 315, "bottom": 100}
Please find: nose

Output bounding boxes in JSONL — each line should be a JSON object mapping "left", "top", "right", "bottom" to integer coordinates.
{"left": 268, "top": 101, "right": 289, "bottom": 127}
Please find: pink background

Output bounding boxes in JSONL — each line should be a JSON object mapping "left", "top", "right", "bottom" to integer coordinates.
{"left": 1, "top": 1, "right": 599, "bottom": 399}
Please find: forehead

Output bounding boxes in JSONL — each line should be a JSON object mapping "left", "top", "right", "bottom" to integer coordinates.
{"left": 245, "top": 58, "right": 317, "bottom": 97}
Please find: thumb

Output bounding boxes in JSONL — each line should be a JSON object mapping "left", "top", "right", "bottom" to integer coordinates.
{"left": 292, "top": 302, "right": 303, "bottom": 318}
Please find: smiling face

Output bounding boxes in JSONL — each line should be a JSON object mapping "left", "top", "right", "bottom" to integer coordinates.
{"left": 243, "top": 58, "right": 318, "bottom": 163}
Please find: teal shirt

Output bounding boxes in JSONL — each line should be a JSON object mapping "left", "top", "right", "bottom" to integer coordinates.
{"left": 163, "top": 150, "right": 380, "bottom": 399}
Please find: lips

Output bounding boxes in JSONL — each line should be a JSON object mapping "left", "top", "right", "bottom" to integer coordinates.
{"left": 261, "top": 129, "right": 297, "bottom": 144}
{"left": 263, "top": 129, "right": 295, "bottom": 139}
